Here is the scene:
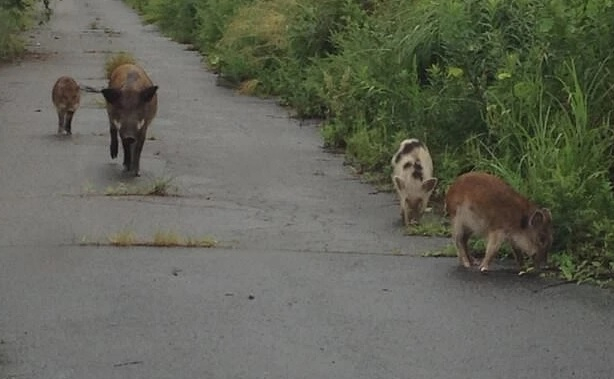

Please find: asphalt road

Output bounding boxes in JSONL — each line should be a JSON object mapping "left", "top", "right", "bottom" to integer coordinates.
{"left": 1, "top": 0, "right": 613, "bottom": 378}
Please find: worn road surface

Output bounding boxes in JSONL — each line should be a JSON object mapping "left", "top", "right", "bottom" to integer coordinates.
{"left": 1, "top": 1, "right": 613, "bottom": 378}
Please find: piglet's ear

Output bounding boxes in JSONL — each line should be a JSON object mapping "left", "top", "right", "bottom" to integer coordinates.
{"left": 101, "top": 88, "right": 121, "bottom": 105}
{"left": 394, "top": 176, "right": 405, "bottom": 190}
{"left": 422, "top": 178, "right": 438, "bottom": 192}
{"left": 140, "top": 85, "right": 158, "bottom": 103}
{"left": 529, "top": 209, "right": 547, "bottom": 227}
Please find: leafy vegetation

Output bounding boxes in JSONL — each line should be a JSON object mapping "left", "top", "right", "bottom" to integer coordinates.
{"left": 125, "top": 0, "right": 614, "bottom": 284}
{"left": 0, "top": 0, "right": 45, "bottom": 60}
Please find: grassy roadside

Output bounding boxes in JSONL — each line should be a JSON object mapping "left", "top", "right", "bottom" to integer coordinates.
{"left": 122, "top": 0, "right": 614, "bottom": 285}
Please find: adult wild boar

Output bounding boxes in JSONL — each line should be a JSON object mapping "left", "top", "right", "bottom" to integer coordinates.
{"left": 101, "top": 64, "right": 158, "bottom": 177}
{"left": 52, "top": 76, "right": 80, "bottom": 135}
{"left": 445, "top": 171, "right": 553, "bottom": 273}
{"left": 391, "top": 139, "right": 438, "bottom": 226}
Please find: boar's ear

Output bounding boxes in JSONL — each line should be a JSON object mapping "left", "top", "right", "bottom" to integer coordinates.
{"left": 422, "top": 178, "right": 438, "bottom": 192}
{"left": 140, "top": 85, "right": 158, "bottom": 103}
{"left": 101, "top": 88, "right": 122, "bottom": 105}
{"left": 393, "top": 176, "right": 405, "bottom": 190}
{"left": 529, "top": 209, "right": 548, "bottom": 227}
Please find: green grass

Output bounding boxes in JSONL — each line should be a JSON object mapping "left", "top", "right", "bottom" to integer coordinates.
{"left": 421, "top": 244, "right": 457, "bottom": 258}
{"left": 108, "top": 230, "right": 138, "bottom": 246}
{"left": 405, "top": 218, "right": 450, "bottom": 238}
{"left": 83, "top": 230, "right": 219, "bottom": 248}
{"left": 0, "top": 7, "right": 29, "bottom": 61}
{"left": 103, "top": 177, "right": 178, "bottom": 197}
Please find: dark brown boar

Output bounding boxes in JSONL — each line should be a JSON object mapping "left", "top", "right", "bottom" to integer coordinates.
{"left": 52, "top": 76, "right": 80, "bottom": 135}
{"left": 445, "top": 171, "right": 553, "bottom": 273}
{"left": 101, "top": 64, "right": 158, "bottom": 177}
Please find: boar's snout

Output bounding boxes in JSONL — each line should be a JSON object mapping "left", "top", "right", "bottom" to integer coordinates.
{"left": 119, "top": 127, "right": 137, "bottom": 144}
{"left": 528, "top": 208, "right": 553, "bottom": 270}
{"left": 123, "top": 136, "right": 136, "bottom": 144}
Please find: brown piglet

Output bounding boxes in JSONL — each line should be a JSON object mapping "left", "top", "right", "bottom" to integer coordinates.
{"left": 52, "top": 76, "right": 81, "bottom": 135}
{"left": 101, "top": 64, "right": 158, "bottom": 177}
{"left": 445, "top": 171, "right": 553, "bottom": 273}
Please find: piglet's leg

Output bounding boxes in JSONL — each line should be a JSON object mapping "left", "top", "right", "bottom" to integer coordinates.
{"left": 453, "top": 225, "right": 473, "bottom": 268}
{"left": 57, "top": 112, "right": 65, "bottom": 134}
{"left": 480, "top": 232, "right": 504, "bottom": 273}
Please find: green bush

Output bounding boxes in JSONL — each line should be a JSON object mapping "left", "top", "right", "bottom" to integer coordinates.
{"left": 0, "top": 0, "right": 37, "bottom": 61}
{"left": 140, "top": 0, "right": 200, "bottom": 44}
{"left": 0, "top": 8, "right": 24, "bottom": 60}
{"left": 194, "top": 0, "right": 253, "bottom": 53}
{"left": 123, "top": 0, "right": 149, "bottom": 12}
{"left": 211, "top": 0, "right": 291, "bottom": 89}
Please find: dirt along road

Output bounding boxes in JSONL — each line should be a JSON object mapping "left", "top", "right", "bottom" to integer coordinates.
{"left": 0, "top": 0, "right": 613, "bottom": 378}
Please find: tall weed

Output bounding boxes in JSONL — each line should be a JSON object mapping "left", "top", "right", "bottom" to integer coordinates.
{"left": 0, "top": 8, "right": 24, "bottom": 60}
{"left": 212, "top": 0, "right": 294, "bottom": 90}
{"left": 194, "top": 0, "right": 253, "bottom": 52}
{"left": 142, "top": 0, "right": 199, "bottom": 44}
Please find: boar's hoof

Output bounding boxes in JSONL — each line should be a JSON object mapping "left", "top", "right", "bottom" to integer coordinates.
{"left": 479, "top": 266, "right": 490, "bottom": 274}
{"left": 126, "top": 167, "right": 140, "bottom": 177}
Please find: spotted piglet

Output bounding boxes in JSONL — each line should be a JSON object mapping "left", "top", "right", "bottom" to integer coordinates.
{"left": 391, "top": 139, "right": 438, "bottom": 226}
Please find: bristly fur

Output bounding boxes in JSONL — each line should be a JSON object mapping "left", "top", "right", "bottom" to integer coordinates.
{"left": 393, "top": 139, "right": 424, "bottom": 164}
{"left": 104, "top": 52, "right": 137, "bottom": 80}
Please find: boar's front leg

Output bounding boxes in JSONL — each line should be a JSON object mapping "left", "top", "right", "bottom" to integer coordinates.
{"left": 110, "top": 123, "right": 118, "bottom": 159}
{"left": 122, "top": 137, "right": 133, "bottom": 171}
{"left": 131, "top": 133, "right": 146, "bottom": 177}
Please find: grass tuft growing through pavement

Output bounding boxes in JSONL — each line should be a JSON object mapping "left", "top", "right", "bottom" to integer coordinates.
{"left": 102, "top": 177, "right": 178, "bottom": 197}
{"left": 84, "top": 230, "right": 219, "bottom": 248}
{"left": 108, "top": 230, "right": 138, "bottom": 246}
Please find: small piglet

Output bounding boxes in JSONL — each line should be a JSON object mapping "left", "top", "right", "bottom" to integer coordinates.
{"left": 52, "top": 76, "right": 81, "bottom": 135}
{"left": 445, "top": 171, "right": 553, "bottom": 273}
{"left": 391, "top": 139, "right": 438, "bottom": 226}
